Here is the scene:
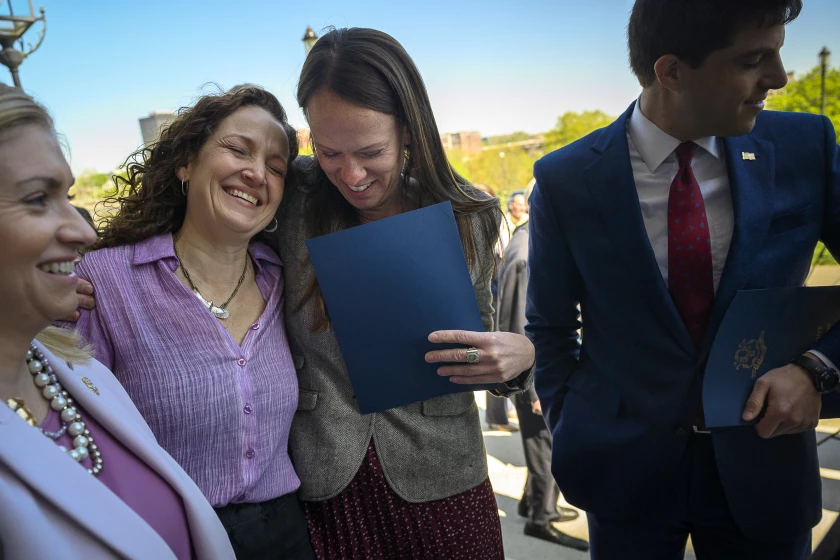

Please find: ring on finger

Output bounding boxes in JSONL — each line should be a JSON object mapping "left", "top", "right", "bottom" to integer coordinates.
{"left": 465, "top": 347, "right": 480, "bottom": 364}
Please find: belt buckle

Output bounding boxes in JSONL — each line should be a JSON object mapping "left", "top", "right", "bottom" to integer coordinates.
{"left": 692, "top": 425, "right": 711, "bottom": 435}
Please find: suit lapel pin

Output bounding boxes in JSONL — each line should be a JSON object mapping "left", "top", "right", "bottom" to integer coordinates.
{"left": 741, "top": 152, "right": 756, "bottom": 161}
{"left": 81, "top": 377, "right": 100, "bottom": 396}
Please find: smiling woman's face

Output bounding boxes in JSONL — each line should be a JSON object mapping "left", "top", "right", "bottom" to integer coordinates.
{"left": 306, "top": 89, "right": 409, "bottom": 223}
{"left": 177, "top": 105, "right": 290, "bottom": 239}
{"left": 0, "top": 124, "right": 97, "bottom": 329}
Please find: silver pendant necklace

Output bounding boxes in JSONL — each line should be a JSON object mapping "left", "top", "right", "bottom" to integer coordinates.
{"left": 173, "top": 242, "right": 248, "bottom": 320}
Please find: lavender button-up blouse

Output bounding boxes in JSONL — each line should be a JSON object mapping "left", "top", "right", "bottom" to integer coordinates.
{"left": 72, "top": 234, "right": 300, "bottom": 507}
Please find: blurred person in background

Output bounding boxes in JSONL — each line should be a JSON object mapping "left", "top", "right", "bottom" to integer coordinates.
{"left": 475, "top": 182, "right": 519, "bottom": 433}
{"left": 496, "top": 182, "right": 587, "bottom": 552}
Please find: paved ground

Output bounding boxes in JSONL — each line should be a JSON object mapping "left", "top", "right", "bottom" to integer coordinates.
{"left": 808, "top": 266, "right": 840, "bottom": 287}
{"left": 478, "top": 392, "right": 840, "bottom": 560}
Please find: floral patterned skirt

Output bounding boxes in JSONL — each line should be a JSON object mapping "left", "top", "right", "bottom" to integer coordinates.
{"left": 303, "top": 441, "right": 504, "bottom": 560}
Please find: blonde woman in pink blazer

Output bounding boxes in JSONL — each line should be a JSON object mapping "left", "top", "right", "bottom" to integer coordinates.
{"left": 0, "top": 84, "right": 234, "bottom": 559}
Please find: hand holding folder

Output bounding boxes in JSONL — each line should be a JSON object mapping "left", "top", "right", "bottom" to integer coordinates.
{"left": 738, "top": 355, "right": 823, "bottom": 437}
{"left": 305, "top": 202, "right": 495, "bottom": 414}
{"left": 703, "top": 286, "right": 840, "bottom": 429}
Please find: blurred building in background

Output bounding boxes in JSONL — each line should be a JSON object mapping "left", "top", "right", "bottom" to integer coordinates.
{"left": 139, "top": 111, "right": 175, "bottom": 145}
{"left": 441, "top": 130, "right": 483, "bottom": 155}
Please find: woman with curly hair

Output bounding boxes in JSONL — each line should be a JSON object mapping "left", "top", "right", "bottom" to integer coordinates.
{"left": 66, "top": 85, "right": 315, "bottom": 559}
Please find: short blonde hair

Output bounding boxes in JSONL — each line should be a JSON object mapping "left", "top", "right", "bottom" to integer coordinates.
{"left": 0, "top": 83, "right": 53, "bottom": 137}
{"left": 35, "top": 327, "right": 92, "bottom": 365}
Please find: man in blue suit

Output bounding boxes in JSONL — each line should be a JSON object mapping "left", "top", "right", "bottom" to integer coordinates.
{"left": 526, "top": 1, "right": 840, "bottom": 558}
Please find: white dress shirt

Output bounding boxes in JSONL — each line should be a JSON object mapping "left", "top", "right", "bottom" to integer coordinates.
{"left": 626, "top": 100, "right": 833, "bottom": 369}
{"left": 626, "top": 100, "right": 734, "bottom": 292}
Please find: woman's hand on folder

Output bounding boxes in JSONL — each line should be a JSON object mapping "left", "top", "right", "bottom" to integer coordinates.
{"left": 741, "top": 356, "right": 822, "bottom": 438}
{"left": 425, "top": 331, "right": 535, "bottom": 385}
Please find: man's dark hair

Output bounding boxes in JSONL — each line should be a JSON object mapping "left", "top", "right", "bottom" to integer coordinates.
{"left": 628, "top": 0, "right": 802, "bottom": 87}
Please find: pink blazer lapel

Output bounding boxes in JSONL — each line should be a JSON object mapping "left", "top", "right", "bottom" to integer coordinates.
{"left": 0, "top": 404, "right": 175, "bottom": 558}
{"left": 44, "top": 345, "right": 234, "bottom": 560}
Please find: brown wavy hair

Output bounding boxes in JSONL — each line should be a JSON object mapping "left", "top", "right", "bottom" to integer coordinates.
{"left": 296, "top": 28, "right": 502, "bottom": 330}
{"left": 94, "top": 84, "right": 299, "bottom": 249}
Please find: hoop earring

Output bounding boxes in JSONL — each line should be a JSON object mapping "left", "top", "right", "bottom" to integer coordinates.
{"left": 264, "top": 217, "right": 278, "bottom": 233}
{"left": 181, "top": 179, "right": 189, "bottom": 196}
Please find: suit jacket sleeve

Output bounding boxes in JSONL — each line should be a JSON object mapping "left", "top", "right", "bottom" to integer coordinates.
{"left": 525, "top": 165, "right": 584, "bottom": 431}
{"left": 510, "top": 260, "right": 529, "bottom": 336}
{"left": 812, "top": 117, "right": 840, "bottom": 415}
{"left": 495, "top": 255, "right": 517, "bottom": 334}
{"left": 499, "top": 225, "right": 531, "bottom": 337}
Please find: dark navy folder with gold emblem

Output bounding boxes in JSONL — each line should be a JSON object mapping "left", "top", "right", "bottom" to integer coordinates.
{"left": 305, "top": 201, "right": 492, "bottom": 414}
{"left": 703, "top": 286, "right": 840, "bottom": 428}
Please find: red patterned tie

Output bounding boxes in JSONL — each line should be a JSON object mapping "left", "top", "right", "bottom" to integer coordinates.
{"left": 668, "top": 142, "right": 714, "bottom": 349}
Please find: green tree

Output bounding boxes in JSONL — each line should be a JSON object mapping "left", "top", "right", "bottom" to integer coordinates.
{"left": 447, "top": 147, "right": 538, "bottom": 202}
{"left": 544, "top": 110, "right": 614, "bottom": 152}
{"left": 767, "top": 66, "right": 840, "bottom": 266}
{"left": 765, "top": 66, "right": 840, "bottom": 132}
{"left": 69, "top": 170, "right": 113, "bottom": 220}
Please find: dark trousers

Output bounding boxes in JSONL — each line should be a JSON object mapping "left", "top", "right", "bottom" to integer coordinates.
{"left": 486, "top": 393, "right": 512, "bottom": 425}
{"left": 587, "top": 434, "right": 811, "bottom": 560}
{"left": 215, "top": 492, "right": 315, "bottom": 560}
{"left": 512, "top": 397, "right": 560, "bottom": 525}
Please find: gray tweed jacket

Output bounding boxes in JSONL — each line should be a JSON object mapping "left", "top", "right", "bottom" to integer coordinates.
{"left": 264, "top": 173, "right": 531, "bottom": 503}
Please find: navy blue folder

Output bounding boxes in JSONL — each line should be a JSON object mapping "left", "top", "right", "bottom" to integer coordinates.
{"left": 703, "top": 286, "right": 840, "bottom": 428}
{"left": 305, "top": 201, "right": 492, "bottom": 414}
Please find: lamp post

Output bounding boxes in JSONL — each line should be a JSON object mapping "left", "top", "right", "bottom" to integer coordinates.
{"left": 302, "top": 26, "right": 318, "bottom": 56}
{"left": 0, "top": 1, "right": 47, "bottom": 89}
{"left": 819, "top": 46, "right": 831, "bottom": 116}
{"left": 499, "top": 151, "right": 508, "bottom": 191}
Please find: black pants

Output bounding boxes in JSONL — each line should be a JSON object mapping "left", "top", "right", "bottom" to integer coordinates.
{"left": 486, "top": 393, "right": 512, "bottom": 425}
{"left": 512, "top": 396, "right": 560, "bottom": 525}
{"left": 215, "top": 492, "right": 315, "bottom": 560}
{"left": 587, "top": 434, "right": 810, "bottom": 560}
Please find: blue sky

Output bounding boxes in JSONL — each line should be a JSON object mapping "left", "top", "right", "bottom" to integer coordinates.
{"left": 5, "top": 0, "right": 839, "bottom": 172}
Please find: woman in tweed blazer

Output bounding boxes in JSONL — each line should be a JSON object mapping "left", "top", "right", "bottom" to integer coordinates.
{"left": 263, "top": 28, "right": 536, "bottom": 559}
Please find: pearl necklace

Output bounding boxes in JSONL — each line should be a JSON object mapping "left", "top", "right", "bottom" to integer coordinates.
{"left": 25, "top": 345, "right": 104, "bottom": 476}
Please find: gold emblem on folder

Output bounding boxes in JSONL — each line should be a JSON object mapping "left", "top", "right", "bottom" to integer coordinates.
{"left": 741, "top": 152, "right": 756, "bottom": 161}
{"left": 81, "top": 377, "right": 100, "bottom": 396}
{"left": 734, "top": 331, "right": 767, "bottom": 379}
{"left": 817, "top": 323, "right": 834, "bottom": 341}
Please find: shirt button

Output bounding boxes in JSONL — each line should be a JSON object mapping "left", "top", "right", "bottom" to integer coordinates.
{"left": 676, "top": 427, "right": 688, "bottom": 437}
{"left": 243, "top": 404, "right": 253, "bottom": 414}
{"left": 237, "top": 358, "right": 246, "bottom": 367}
{"left": 245, "top": 448, "right": 255, "bottom": 459}
{"left": 251, "top": 323, "right": 260, "bottom": 330}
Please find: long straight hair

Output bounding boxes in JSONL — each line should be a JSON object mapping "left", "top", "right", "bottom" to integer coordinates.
{"left": 296, "top": 27, "right": 502, "bottom": 330}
